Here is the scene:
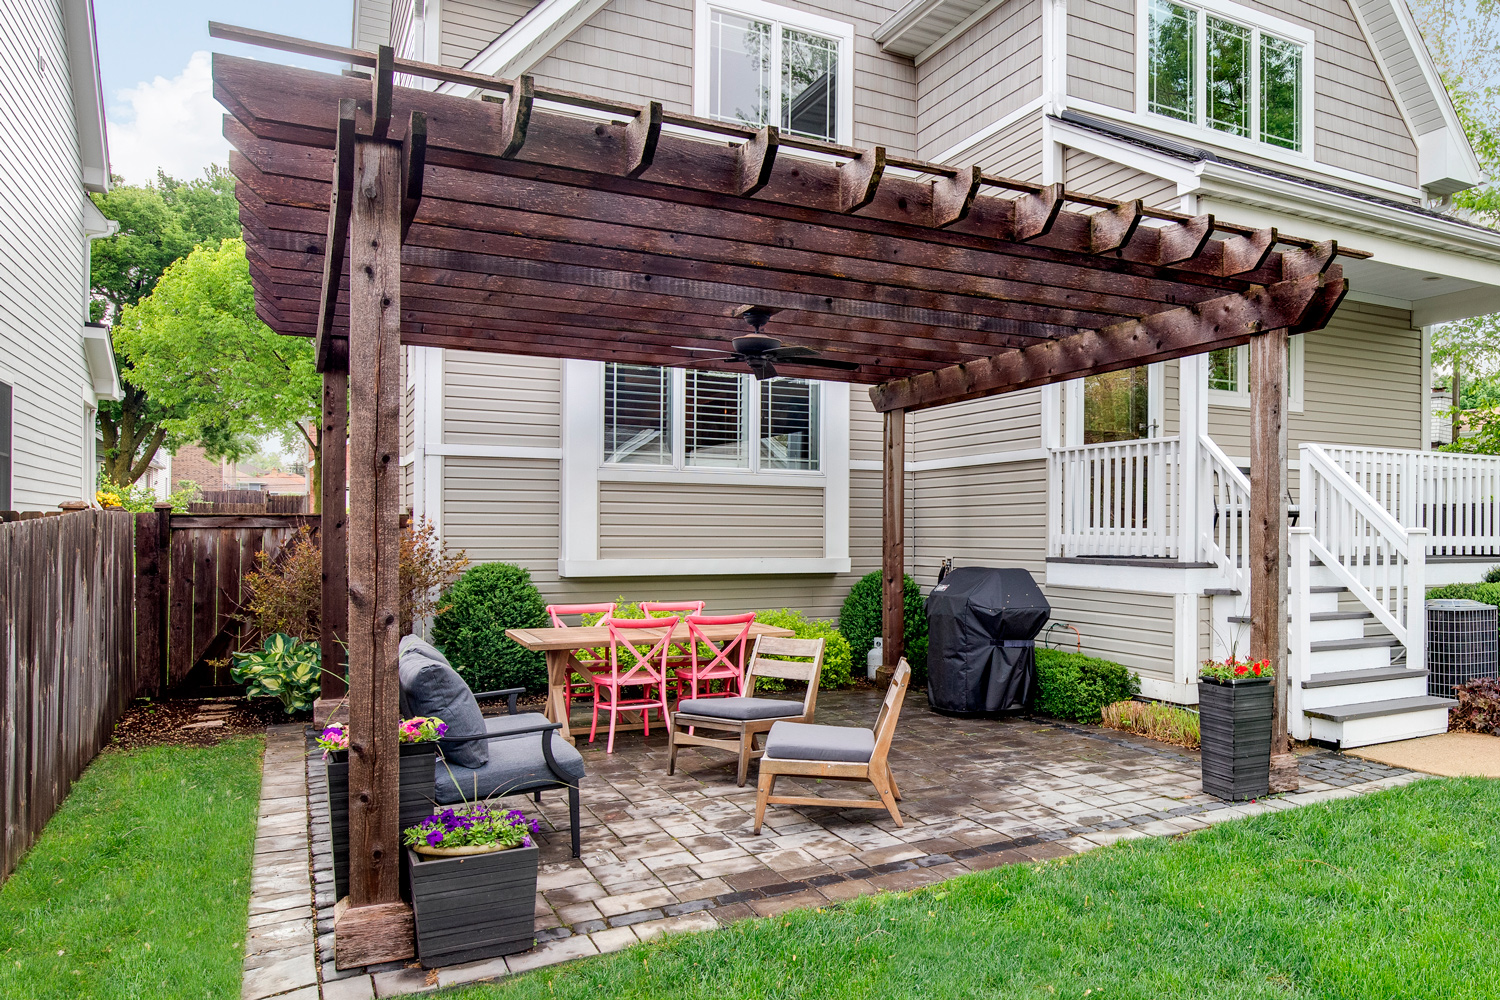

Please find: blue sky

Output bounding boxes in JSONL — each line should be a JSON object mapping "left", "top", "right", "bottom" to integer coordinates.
{"left": 94, "top": 0, "right": 354, "bottom": 183}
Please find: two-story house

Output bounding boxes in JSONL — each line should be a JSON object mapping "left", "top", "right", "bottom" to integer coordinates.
{"left": 0, "top": 0, "right": 119, "bottom": 511}
{"left": 352, "top": 0, "right": 1500, "bottom": 746}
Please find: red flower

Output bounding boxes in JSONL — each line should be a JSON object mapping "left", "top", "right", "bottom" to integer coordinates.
{"left": 1234, "top": 665, "right": 1249, "bottom": 676}
{"left": 1252, "top": 664, "right": 1263, "bottom": 676}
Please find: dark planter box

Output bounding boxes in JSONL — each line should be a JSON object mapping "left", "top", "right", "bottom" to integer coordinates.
{"left": 326, "top": 743, "right": 438, "bottom": 900}
{"left": 408, "top": 844, "right": 538, "bottom": 968}
{"left": 1198, "top": 678, "right": 1272, "bottom": 801}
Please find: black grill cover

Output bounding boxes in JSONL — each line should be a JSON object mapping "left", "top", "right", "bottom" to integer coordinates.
{"left": 925, "top": 567, "right": 1050, "bottom": 715}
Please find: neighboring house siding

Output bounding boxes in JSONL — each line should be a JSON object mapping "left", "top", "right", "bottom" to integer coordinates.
{"left": 1067, "top": 0, "right": 1134, "bottom": 111}
{"left": 441, "top": 0, "right": 536, "bottom": 65}
{"left": 0, "top": 0, "right": 92, "bottom": 509}
{"left": 915, "top": 0, "right": 1042, "bottom": 157}
{"left": 354, "top": 0, "right": 394, "bottom": 50}
{"left": 1062, "top": 148, "right": 1178, "bottom": 207}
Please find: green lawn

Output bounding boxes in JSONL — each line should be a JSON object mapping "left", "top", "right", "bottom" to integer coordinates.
{"left": 0, "top": 737, "right": 264, "bottom": 1000}
{"left": 451, "top": 778, "right": 1500, "bottom": 1000}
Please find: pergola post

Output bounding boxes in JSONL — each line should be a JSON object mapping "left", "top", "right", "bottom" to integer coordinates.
{"left": 319, "top": 367, "right": 348, "bottom": 705}
{"left": 1248, "top": 327, "right": 1298, "bottom": 793}
{"left": 881, "top": 408, "right": 906, "bottom": 684}
{"left": 334, "top": 134, "right": 414, "bottom": 967}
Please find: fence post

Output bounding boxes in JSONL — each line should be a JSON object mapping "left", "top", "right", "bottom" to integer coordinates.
{"left": 132, "top": 504, "right": 172, "bottom": 697}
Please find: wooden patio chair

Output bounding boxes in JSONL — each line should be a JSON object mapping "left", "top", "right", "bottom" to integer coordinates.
{"left": 668, "top": 635, "right": 824, "bottom": 787}
{"left": 752, "top": 659, "right": 911, "bottom": 834}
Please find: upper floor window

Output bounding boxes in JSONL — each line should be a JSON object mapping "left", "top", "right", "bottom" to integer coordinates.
{"left": 696, "top": 0, "right": 854, "bottom": 145}
{"left": 1207, "top": 337, "right": 1304, "bottom": 411}
{"left": 1146, "top": 0, "right": 1307, "bottom": 152}
{"left": 604, "top": 363, "right": 821, "bottom": 472}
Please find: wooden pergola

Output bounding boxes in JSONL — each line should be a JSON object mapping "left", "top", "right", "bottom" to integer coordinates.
{"left": 212, "top": 24, "right": 1359, "bottom": 965}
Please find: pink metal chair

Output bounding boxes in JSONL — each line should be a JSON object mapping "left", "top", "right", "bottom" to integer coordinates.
{"left": 591, "top": 616, "right": 676, "bottom": 753}
{"left": 676, "top": 612, "right": 755, "bottom": 706}
{"left": 546, "top": 603, "right": 615, "bottom": 716}
{"left": 640, "top": 601, "right": 706, "bottom": 678}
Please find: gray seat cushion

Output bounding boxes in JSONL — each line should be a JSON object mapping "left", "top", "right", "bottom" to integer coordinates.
{"left": 398, "top": 635, "right": 487, "bottom": 768}
{"left": 676, "top": 697, "right": 804, "bottom": 722}
{"left": 764, "top": 721, "right": 874, "bottom": 763}
{"left": 434, "top": 720, "right": 585, "bottom": 804}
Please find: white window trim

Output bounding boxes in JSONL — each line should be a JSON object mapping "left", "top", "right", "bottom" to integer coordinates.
{"left": 692, "top": 0, "right": 856, "bottom": 147}
{"left": 559, "top": 360, "right": 850, "bottom": 577}
{"left": 1133, "top": 0, "right": 1316, "bottom": 168}
{"left": 1205, "top": 335, "right": 1305, "bottom": 412}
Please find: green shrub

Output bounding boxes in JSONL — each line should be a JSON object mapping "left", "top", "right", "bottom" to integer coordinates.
{"left": 904, "top": 635, "right": 929, "bottom": 685}
{"left": 229, "top": 632, "right": 321, "bottom": 714}
{"left": 839, "top": 571, "right": 927, "bottom": 674}
{"left": 1429, "top": 582, "right": 1500, "bottom": 605}
{"left": 752, "top": 609, "right": 853, "bottom": 689}
{"left": 431, "top": 563, "right": 549, "bottom": 693}
{"left": 1033, "top": 648, "right": 1140, "bottom": 724}
{"left": 1485, "top": 567, "right": 1500, "bottom": 584}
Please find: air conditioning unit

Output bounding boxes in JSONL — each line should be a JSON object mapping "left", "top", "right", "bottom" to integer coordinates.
{"left": 1426, "top": 599, "right": 1498, "bottom": 697}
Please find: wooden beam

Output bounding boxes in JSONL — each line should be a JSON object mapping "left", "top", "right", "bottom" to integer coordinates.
{"left": 336, "top": 135, "right": 412, "bottom": 967}
{"left": 623, "top": 101, "right": 662, "bottom": 178}
{"left": 314, "top": 99, "right": 356, "bottom": 372}
{"left": 370, "top": 46, "right": 394, "bottom": 140}
{"left": 400, "top": 111, "right": 427, "bottom": 241}
{"left": 1089, "top": 199, "right": 1143, "bottom": 254}
{"left": 735, "top": 126, "right": 778, "bottom": 196}
{"left": 1248, "top": 326, "right": 1295, "bottom": 789}
{"left": 1012, "top": 183, "right": 1064, "bottom": 242}
{"left": 320, "top": 369, "right": 348, "bottom": 702}
{"left": 868, "top": 274, "right": 1332, "bottom": 412}
{"left": 932, "top": 166, "right": 981, "bottom": 228}
{"left": 498, "top": 76, "right": 533, "bottom": 158}
{"left": 1150, "top": 214, "right": 1214, "bottom": 266}
{"left": 881, "top": 409, "right": 906, "bottom": 682}
{"left": 1281, "top": 239, "right": 1337, "bottom": 280}
{"left": 838, "top": 147, "right": 885, "bottom": 214}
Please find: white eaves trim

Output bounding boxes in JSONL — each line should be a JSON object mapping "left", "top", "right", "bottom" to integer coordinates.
{"left": 81, "top": 324, "right": 121, "bottom": 402}
{"left": 436, "top": 0, "right": 611, "bottom": 96}
{"left": 62, "top": 0, "right": 109, "bottom": 193}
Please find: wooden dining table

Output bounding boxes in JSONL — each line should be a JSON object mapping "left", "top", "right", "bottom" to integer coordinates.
{"left": 504, "top": 621, "right": 795, "bottom": 743}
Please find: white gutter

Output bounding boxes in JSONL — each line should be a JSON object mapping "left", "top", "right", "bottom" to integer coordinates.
{"left": 436, "top": 0, "right": 611, "bottom": 96}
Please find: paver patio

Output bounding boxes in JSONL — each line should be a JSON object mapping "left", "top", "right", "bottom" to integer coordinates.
{"left": 249, "top": 689, "right": 1421, "bottom": 997}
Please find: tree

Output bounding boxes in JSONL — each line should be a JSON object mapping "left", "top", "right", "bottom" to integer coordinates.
{"left": 90, "top": 169, "right": 243, "bottom": 483}
{"left": 113, "top": 239, "right": 324, "bottom": 498}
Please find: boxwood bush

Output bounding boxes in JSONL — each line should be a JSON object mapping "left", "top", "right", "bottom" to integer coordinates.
{"left": 431, "top": 562, "right": 549, "bottom": 693}
{"left": 753, "top": 609, "right": 853, "bottom": 689}
{"left": 839, "top": 571, "right": 927, "bottom": 677}
{"left": 1033, "top": 648, "right": 1140, "bottom": 724}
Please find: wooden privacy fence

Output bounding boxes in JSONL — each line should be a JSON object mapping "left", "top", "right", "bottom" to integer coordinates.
{"left": 189, "top": 491, "right": 309, "bottom": 514}
{"left": 0, "top": 509, "right": 136, "bottom": 881}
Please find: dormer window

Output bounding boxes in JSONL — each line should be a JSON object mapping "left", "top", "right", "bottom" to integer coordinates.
{"left": 1145, "top": 0, "right": 1308, "bottom": 153}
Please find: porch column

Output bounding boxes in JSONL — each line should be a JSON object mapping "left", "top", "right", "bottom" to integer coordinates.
{"left": 319, "top": 367, "right": 348, "bottom": 704}
{"left": 335, "top": 134, "right": 414, "bottom": 966}
{"left": 881, "top": 407, "right": 905, "bottom": 682}
{"left": 1248, "top": 327, "right": 1298, "bottom": 792}
{"left": 1178, "top": 354, "right": 1206, "bottom": 563}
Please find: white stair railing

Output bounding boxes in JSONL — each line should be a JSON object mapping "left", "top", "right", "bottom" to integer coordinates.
{"left": 1048, "top": 437, "right": 1182, "bottom": 558}
{"left": 1198, "top": 435, "right": 1250, "bottom": 593}
{"left": 1320, "top": 445, "right": 1500, "bottom": 556}
{"left": 1302, "top": 443, "right": 1427, "bottom": 672}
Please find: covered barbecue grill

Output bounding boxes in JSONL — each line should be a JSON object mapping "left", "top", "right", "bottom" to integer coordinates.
{"left": 925, "top": 567, "right": 1050, "bottom": 716}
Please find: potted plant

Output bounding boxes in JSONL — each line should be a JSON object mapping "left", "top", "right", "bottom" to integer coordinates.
{"left": 405, "top": 803, "right": 541, "bottom": 967}
{"left": 1198, "top": 657, "right": 1274, "bottom": 801}
{"left": 321, "top": 717, "right": 447, "bottom": 900}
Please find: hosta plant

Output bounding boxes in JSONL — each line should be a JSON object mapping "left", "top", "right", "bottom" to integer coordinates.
{"left": 230, "top": 632, "right": 322, "bottom": 714}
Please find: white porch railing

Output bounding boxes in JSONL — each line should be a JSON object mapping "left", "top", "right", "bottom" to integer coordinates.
{"left": 1301, "top": 443, "right": 1427, "bottom": 668}
{"left": 1320, "top": 445, "right": 1500, "bottom": 556}
{"left": 1048, "top": 437, "right": 1182, "bottom": 558}
{"left": 1198, "top": 435, "right": 1251, "bottom": 592}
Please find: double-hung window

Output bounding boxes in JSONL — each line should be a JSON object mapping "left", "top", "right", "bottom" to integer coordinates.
{"left": 1206, "top": 338, "right": 1304, "bottom": 411}
{"left": 603, "top": 363, "right": 821, "bottom": 473}
{"left": 697, "top": 0, "right": 853, "bottom": 144}
{"left": 1145, "top": 0, "right": 1309, "bottom": 153}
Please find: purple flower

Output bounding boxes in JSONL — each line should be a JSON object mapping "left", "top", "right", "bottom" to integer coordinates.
{"left": 426, "top": 830, "right": 443, "bottom": 846}
{"left": 522, "top": 835, "right": 533, "bottom": 848}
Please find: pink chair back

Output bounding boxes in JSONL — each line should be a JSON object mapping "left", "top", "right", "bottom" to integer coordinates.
{"left": 685, "top": 613, "right": 755, "bottom": 693}
{"left": 606, "top": 616, "right": 677, "bottom": 684}
{"left": 547, "top": 603, "right": 616, "bottom": 627}
{"left": 640, "top": 601, "right": 706, "bottom": 618}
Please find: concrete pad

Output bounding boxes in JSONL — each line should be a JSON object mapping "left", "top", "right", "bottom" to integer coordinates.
{"left": 1347, "top": 732, "right": 1500, "bottom": 777}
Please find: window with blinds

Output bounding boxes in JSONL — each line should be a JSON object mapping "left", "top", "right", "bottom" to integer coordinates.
{"left": 760, "top": 378, "right": 818, "bottom": 469}
{"left": 684, "top": 369, "right": 749, "bottom": 467}
{"left": 604, "top": 364, "right": 670, "bottom": 464}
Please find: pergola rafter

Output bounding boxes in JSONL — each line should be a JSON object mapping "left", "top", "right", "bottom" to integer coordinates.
{"left": 210, "top": 25, "right": 1357, "bottom": 965}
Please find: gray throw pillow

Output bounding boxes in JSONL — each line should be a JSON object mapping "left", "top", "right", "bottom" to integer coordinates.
{"left": 398, "top": 635, "right": 488, "bottom": 768}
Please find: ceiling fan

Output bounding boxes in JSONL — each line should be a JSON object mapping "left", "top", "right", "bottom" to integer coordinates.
{"left": 675, "top": 306, "right": 861, "bottom": 381}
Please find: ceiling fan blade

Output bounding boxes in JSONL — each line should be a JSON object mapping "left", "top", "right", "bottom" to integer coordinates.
{"left": 765, "top": 346, "right": 819, "bottom": 360}
{"left": 781, "top": 355, "right": 861, "bottom": 371}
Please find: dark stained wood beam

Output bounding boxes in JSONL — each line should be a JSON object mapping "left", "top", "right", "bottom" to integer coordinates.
{"left": 932, "top": 166, "right": 981, "bottom": 228}
{"left": 881, "top": 409, "right": 905, "bottom": 681}
{"left": 1012, "top": 183, "right": 1064, "bottom": 242}
{"left": 623, "top": 101, "right": 662, "bottom": 178}
{"left": 838, "top": 147, "right": 885, "bottom": 214}
{"left": 319, "top": 369, "right": 348, "bottom": 702}
{"left": 868, "top": 273, "right": 1338, "bottom": 412}
{"left": 400, "top": 111, "right": 426, "bottom": 241}
{"left": 314, "top": 99, "right": 356, "bottom": 372}
{"left": 1090, "top": 199, "right": 1143, "bottom": 254}
{"left": 735, "top": 126, "right": 778, "bottom": 196}
{"left": 499, "top": 76, "right": 533, "bottom": 158}
{"left": 370, "top": 46, "right": 394, "bottom": 140}
{"left": 1281, "top": 240, "right": 1338, "bottom": 279}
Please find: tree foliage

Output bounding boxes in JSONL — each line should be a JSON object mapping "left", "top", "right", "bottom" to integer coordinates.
{"left": 111, "top": 238, "right": 322, "bottom": 483}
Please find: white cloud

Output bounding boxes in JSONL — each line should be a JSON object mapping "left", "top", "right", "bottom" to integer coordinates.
{"left": 106, "top": 51, "right": 230, "bottom": 185}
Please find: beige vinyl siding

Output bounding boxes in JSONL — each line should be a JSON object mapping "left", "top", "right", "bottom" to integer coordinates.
{"left": 850, "top": 386, "right": 882, "bottom": 464}
{"left": 598, "top": 481, "right": 824, "bottom": 558}
{"left": 1352, "top": 0, "right": 1443, "bottom": 135}
{"left": 1205, "top": 301, "right": 1421, "bottom": 481}
{"left": 1067, "top": 0, "right": 1134, "bottom": 110}
{"left": 441, "top": 0, "right": 536, "bottom": 66}
{"left": 353, "top": 0, "right": 393, "bottom": 51}
{"left": 443, "top": 351, "right": 561, "bottom": 448}
{"left": 909, "top": 460, "right": 1049, "bottom": 585}
{"left": 911, "top": 389, "right": 1042, "bottom": 462}
{"left": 1044, "top": 588, "right": 1177, "bottom": 684}
{"left": 948, "top": 108, "right": 1045, "bottom": 181}
{"left": 915, "top": 0, "right": 1043, "bottom": 157}
{"left": 1063, "top": 148, "right": 1178, "bottom": 207}
{"left": 527, "top": 0, "right": 918, "bottom": 155}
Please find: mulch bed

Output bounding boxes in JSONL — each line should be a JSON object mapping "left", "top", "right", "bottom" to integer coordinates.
{"left": 108, "top": 697, "right": 293, "bottom": 751}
